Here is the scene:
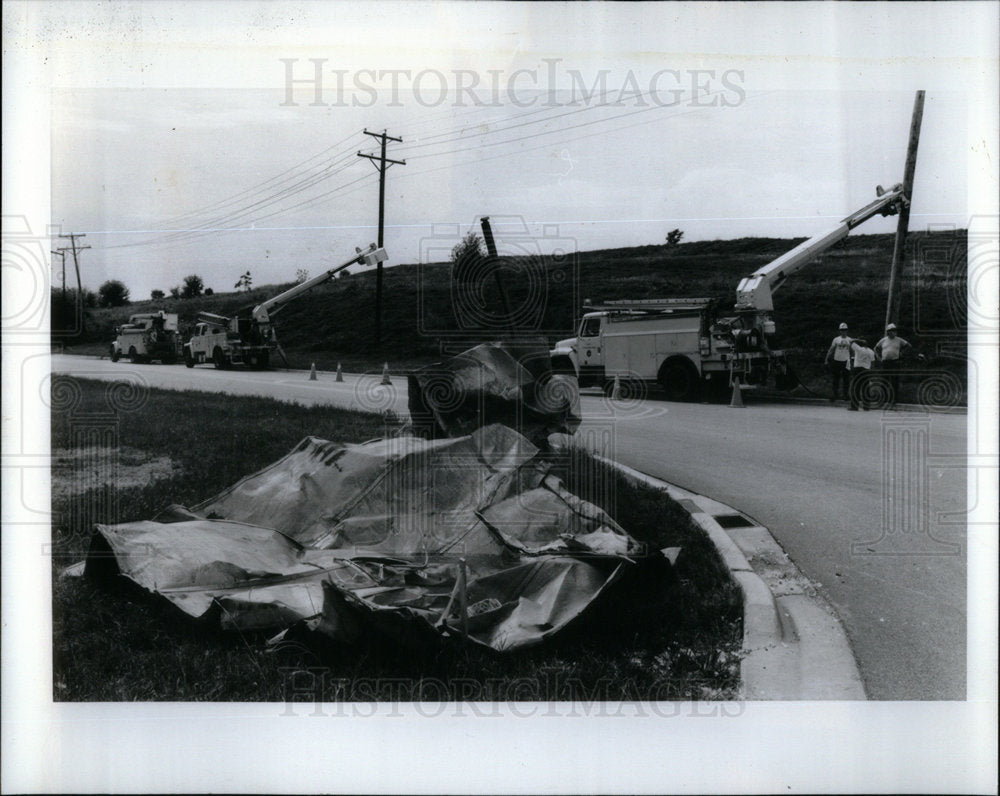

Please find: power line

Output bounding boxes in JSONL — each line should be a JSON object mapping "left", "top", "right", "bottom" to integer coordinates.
{"left": 156, "top": 128, "right": 366, "bottom": 227}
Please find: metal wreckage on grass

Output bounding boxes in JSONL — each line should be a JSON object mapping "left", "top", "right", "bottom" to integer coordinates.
{"left": 83, "top": 341, "right": 673, "bottom": 652}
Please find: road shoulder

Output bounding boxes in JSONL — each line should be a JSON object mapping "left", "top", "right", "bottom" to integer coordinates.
{"left": 597, "top": 456, "right": 867, "bottom": 701}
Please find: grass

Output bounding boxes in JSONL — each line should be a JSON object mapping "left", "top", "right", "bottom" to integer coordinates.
{"left": 56, "top": 230, "right": 968, "bottom": 401}
{"left": 51, "top": 377, "right": 743, "bottom": 702}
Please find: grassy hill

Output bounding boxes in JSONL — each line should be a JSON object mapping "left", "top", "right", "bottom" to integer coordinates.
{"left": 58, "top": 229, "right": 968, "bottom": 396}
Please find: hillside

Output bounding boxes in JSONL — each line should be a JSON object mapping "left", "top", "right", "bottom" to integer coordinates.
{"left": 59, "top": 229, "right": 968, "bottom": 393}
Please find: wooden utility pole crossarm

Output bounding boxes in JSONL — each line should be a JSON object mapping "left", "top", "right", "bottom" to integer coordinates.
{"left": 358, "top": 129, "right": 405, "bottom": 346}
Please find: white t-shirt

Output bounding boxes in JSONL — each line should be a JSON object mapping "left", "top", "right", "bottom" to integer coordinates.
{"left": 851, "top": 342, "right": 875, "bottom": 370}
{"left": 829, "top": 334, "right": 852, "bottom": 362}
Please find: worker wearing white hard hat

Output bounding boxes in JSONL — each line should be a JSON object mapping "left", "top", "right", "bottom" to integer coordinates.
{"left": 824, "top": 322, "right": 853, "bottom": 402}
{"left": 875, "top": 323, "right": 914, "bottom": 408}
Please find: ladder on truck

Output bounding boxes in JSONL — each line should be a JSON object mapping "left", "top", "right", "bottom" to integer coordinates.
{"left": 586, "top": 297, "right": 715, "bottom": 314}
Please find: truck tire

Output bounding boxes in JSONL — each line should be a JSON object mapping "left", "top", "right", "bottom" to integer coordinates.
{"left": 550, "top": 357, "right": 575, "bottom": 377}
{"left": 110, "top": 346, "right": 120, "bottom": 363}
{"left": 128, "top": 346, "right": 141, "bottom": 364}
{"left": 658, "top": 358, "right": 700, "bottom": 402}
{"left": 213, "top": 347, "right": 229, "bottom": 370}
{"left": 184, "top": 350, "right": 195, "bottom": 368}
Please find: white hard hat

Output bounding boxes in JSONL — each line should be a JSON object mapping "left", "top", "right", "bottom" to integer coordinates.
{"left": 886, "top": 323, "right": 897, "bottom": 331}
{"left": 839, "top": 322, "right": 848, "bottom": 330}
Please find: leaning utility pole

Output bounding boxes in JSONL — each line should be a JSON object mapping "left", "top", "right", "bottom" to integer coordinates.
{"left": 358, "top": 129, "right": 405, "bottom": 345}
{"left": 885, "top": 90, "right": 925, "bottom": 330}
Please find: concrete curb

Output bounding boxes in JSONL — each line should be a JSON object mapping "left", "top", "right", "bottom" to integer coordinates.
{"left": 596, "top": 456, "right": 867, "bottom": 701}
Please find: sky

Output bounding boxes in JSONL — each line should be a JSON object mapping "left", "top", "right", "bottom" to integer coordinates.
{"left": 3, "top": 3, "right": 999, "bottom": 794}
{"left": 32, "top": 3, "right": 982, "bottom": 300}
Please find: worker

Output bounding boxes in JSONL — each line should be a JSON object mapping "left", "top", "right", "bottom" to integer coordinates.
{"left": 847, "top": 337, "right": 875, "bottom": 411}
{"left": 824, "top": 322, "right": 853, "bottom": 402}
{"left": 875, "top": 323, "right": 921, "bottom": 407}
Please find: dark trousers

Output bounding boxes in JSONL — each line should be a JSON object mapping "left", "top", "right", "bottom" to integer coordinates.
{"left": 882, "top": 359, "right": 901, "bottom": 404}
{"left": 829, "top": 361, "right": 849, "bottom": 399}
{"left": 849, "top": 368, "right": 871, "bottom": 409}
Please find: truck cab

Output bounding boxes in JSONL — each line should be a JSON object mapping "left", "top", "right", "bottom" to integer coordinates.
{"left": 110, "top": 311, "right": 180, "bottom": 364}
{"left": 184, "top": 320, "right": 235, "bottom": 369}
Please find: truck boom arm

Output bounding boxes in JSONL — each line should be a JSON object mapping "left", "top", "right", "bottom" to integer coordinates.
{"left": 251, "top": 244, "right": 388, "bottom": 324}
{"left": 735, "top": 184, "right": 905, "bottom": 311}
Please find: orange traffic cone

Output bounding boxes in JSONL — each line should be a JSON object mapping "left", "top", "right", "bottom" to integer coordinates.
{"left": 381, "top": 362, "right": 391, "bottom": 385}
{"left": 335, "top": 362, "right": 343, "bottom": 382}
{"left": 729, "top": 379, "right": 744, "bottom": 408}
{"left": 309, "top": 362, "right": 317, "bottom": 381}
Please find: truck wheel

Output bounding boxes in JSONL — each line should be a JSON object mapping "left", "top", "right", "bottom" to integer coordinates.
{"left": 110, "top": 346, "right": 120, "bottom": 363}
{"left": 550, "top": 357, "right": 575, "bottom": 377}
{"left": 184, "top": 350, "right": 195, "bottom": 368}
{"left": 658, "top": 358, "right": 699, "bottom": 402}
{"left": 213, "top": 348, "right": 229, "bottom": 370}
{"left": 128, "top": 346, "right": 140, "bottom": 364}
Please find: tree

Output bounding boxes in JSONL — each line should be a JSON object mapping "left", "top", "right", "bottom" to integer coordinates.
{"left": 204, "top": 287, "right": 214, "bottom": 296}
{"left": 169, "top": 286, "right": 181, "bottom": 299}
{"left": 98, "top": 279, "right": 130, "bottom": 307}
{"left": 451, "top": 231, "right": 485, "bottom": 264}
{"left": 181, "top": 274, "right": 204, "bottom": 299}
{"left": 665, "top": 229, "right": 684, "bottom": 247}
{"left": 150, "top": 289, "right": 165, "bottom": 300}
{"left": 234, "top": 270, "right": 253, "bottom": 293}
{"left": 295, "top": 268, "right": 310, "bottom": 284}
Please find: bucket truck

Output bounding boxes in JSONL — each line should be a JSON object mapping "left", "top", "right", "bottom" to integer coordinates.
{"left": 184, "top": 244, "right": 387, "bottom": 369}
{"left": 550, "top": 185, "right": 906, "bottom": 400}
{"left": 110, "top": 311, "right": 182, "bottom": 364}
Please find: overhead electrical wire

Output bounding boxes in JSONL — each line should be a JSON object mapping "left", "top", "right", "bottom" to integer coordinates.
{"left": 94, "top": 86, "right": 755, "bottom": 255}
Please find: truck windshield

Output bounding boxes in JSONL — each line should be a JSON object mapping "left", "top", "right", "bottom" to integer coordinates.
{"left": 579, "top": 318, "right": 601, "bottom": 337}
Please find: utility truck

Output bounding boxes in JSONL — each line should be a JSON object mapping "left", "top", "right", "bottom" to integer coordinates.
{"left": 550, "top": 185, "right": 907, "bottom": 400}
{"left": 110, "top": 311, "right": 181, "bottom": 364}
{"left": 185, "top": 244, "right": 387, "bottom": 369}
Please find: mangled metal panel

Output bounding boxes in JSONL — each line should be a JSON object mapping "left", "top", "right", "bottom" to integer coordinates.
{"left": 407, "top": 341, "right": 580, "bottom": 445}
{"left": 86, "top": 424, "right": 641, "bottom": 651}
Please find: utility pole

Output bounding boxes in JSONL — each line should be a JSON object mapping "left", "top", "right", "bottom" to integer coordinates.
{"left": 58, "top": 233, "right": 90, "bottom": 331}
{"left": 58, "top": 233, "right": 90, "bottom": 299}
{"left": 50, "top": 248, "right": 68, "bottom": 300}
{"left": 885, "top": 90, "right": 925, "bottom": 330}
{"left": 358, "top": 129, "right": 405, "bottom": 345}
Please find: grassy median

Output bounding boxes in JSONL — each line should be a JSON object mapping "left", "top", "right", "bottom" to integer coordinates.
{"left": 51, "top": 377, "right": 743, "bottom": 702}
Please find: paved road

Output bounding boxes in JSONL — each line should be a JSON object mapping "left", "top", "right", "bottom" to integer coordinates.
{"left": 50, "top": 354, "right": 967, "bottom": 699}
